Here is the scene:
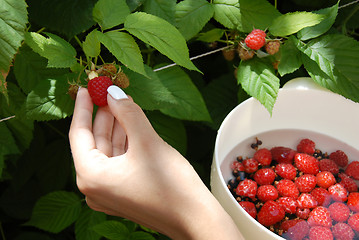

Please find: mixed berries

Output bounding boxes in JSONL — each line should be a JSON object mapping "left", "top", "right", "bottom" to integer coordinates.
{"left": 227, "top": 137, "right": 359, "bottom": 240}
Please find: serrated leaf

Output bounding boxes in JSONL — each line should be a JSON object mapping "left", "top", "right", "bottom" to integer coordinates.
{"left": 93, "top": 220, "right": 130, "bottom": 239}
{"left": 297, "top": 2, "right": 339, "bottom": 40}
{"left": 25, "top": 191, "right": 82, "bottom": 233}
{"left": 97, "top": 31, "right": 146, "bottom": 76}
{"left": 83, "top": 30, "right": 101, "bottom": 58}
{"left": 175, "top": 0, "right": 214, "bottom": 40}
{"left": 196, "top": 28, "right": 225, "bottom": 43}
{"left": 143, "top": 0, "right": 176, "bottom": 24}
{"left": 0, "top": 122, "right": 20, "bottom": 176}
{"left": 93, "top": 0, "right": 130, "bottom": 30}
{"left": 126, "top": 0, "right": 146, "bottom": 11}
{"left": 239, "top": 0, "right": 281, "bottom": 33}
{"left": 278, "top": 36, "right": 302, "bottom": 76}
{"left": 125, "top": 12, "right": 199, "bottom": 72}
{"left": 24, "top": 32, "right": 77, "bottom": 68}
{"left": 237, "top": 59, "right": 280, "bottom": 115}
{"left": 75, "top": 205, "right": 106, "bottom": 240}
{"left": 212, "top": 0, "right": 243, "bottom": 31}
{"left": 130, "top": 231, "right": 156, "bottom": 240}
{"left": 157, "top": 66, "right": 211, "bottom": 122}
{"left": 269, "top": 12, "right": 325, "bottom": 37}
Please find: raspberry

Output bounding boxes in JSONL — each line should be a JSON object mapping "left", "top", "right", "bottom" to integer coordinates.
{"left": 87, "top": 76, "right": 113, "bottom": 106}
{"left": 67, "top": 83, "right": 80, "bottom": 100}
{"left": 311, "top": 187, "right": 331, "bottom": 207}
{"left": 316, "top": 171, "right": 336, "bottom": 189}
{"left": 328, "top": 202, "right": 350, "bottom": 222}
{"left": 345, "top": 161, "right": 359, "bottom": 180}
{"left": 277, "top": 196, "right": 298, "bottom": 214}
{"left": 332, "top": 223, "right": 355, "bottom": 240}
{"left": 329, "top": 150, "right": 349, "bottom": 168}
{"left": 296, "top": 207, "right": 311, "bottom": 219}
{"left": 253, "top": 168, "right": 276, "bottom": 185}
{"left": 347, "top": 192, "right": 359, "bottom": 212}
{"left": 319, "top": 159, "right": 340, "bottom": 175}
{"left": 242, "top": 158, "right": 259, "bottom": 173}
{"left": 275, "top": 163, "right": 297, "bottom": 180}
{"left": 98, "top": 63, "right": 117, "bottom": 77}
{"left": 222, "top": 48, "right": 236, "bottom": 61}
{"left": 296, "top": 138, "right": 316, "bottom": 155}
{"left": 253, "top": 148, "right": 272, "bottom": 166}
{"left": 276, "top": 179, "right": 300, "bottom": 199}
{"left": 295, "top": 174, "right": 317, "bottom": 193}
{"left": 257, "top": 200, "right": 285, "bottom": 227}
{"left": 230, "top": 161, "right": 244, "bottom": 172}
{"left": 265, "top": 40, "right": 281, "bottom": 55}
{"left": 328, "top": 183, "right": 348, "bottom": 202}
{"left": 297, "top": 193, "right": 318, "bottom": 209}
{"left": 239, "top": 201, "right": 257, "bottom": 218}
{"left": 348, "top": 213, "right": 359, "bottom": 232}
{"left": 338, "top": 173, "right": 358, "bottom": 192}
{"left": 235, "top": 179, "right": 257, "bottom": 199}
{"left": 113, "top": 72, "right": 130, "bottom": 89}
{"left": 237, "top": 46, "right": 255, "bottom": 60}
{"left": 309, "top": 226, "right": 333, "bottom": 240}
{"left": 307, "top": 206, "right": 332, "bottom": 228}
{"left": 294, "top": 153, "right": 319, "bottom": 175}
{"left": 281, "top": 219, "right": 309, "bottom": 240}
{"left": 257, "top": 185, "right": 278, "bottom": 202}
{"left": 244, "top": 29, "right": 266, "bottom": 50}
{"left": 270, "top": 146, "right": 296, "bottom": 164}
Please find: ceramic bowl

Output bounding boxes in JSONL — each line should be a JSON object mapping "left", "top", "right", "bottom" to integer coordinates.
{"left": 210, "top": 77, "right": 359, "bottom": 240}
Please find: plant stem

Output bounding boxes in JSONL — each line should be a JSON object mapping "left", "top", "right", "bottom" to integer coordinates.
{"left": 74, "top": 35, "right": 83, "bottom": 48}
{"left": 274, "top": 0, "right": 277, "bottom": 9}
{"left": 341, "top": 4, "right": 359, "bottom": 35}
{"left": 0, "top": 222, "right": 6, "bottom": 240}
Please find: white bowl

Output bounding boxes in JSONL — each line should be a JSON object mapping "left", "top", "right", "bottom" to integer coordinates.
{"left": 210, "top": 77, "right": 359, "bottom": 240}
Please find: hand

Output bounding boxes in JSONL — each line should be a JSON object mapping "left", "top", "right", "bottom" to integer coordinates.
{"left": 69, "top": 86, "right": 243, "bottom": 240}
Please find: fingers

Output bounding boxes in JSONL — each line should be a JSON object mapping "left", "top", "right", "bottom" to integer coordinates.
{"left": 112, "top": 120, "right": 127, "bottom": 156}
{"left": 93, "top": 107, "right": 115, "bottom": 157}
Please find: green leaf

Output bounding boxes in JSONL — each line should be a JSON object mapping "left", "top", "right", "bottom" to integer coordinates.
{"left": 83, "top": 30, "right": 101, "bottom": 58}
{"left": 24, "top": 32, "right": 77, "bottom": 68}
{"left": 175, "top": 0, "right": 214, "bottom": 40}
{"left": 278, "top": 36, "right": 302, "bottom": 76}
{"left": 14, "top": 232, "right": 53, "bottom": 240}
{"left": 0, "top": 71, "right": 8, "bottom": 101}
{"left": 143, "top": 0, "right": 176, "bottom": 24}
{"left": 297, "top": 2, "right": 339, "bottom": 41}
{"left": 93, "top": 220, "right": 130, "bottom": 240}
{"left": 196, "top": 28, "right": 225, "bottom": 43}
{"left": 126, "top": 0, "right": 146, "bottom": 11}
{"left": 239, "top": 0, "right": 281, "bottom": 33}
{"left": 212, "top": 0, "right": 243, "bottom": 31}
{"left": 25, "top": 76, "right": 75, "bottom": 121}
{"left": 125, "top": 12, "right": 199, "bottom": 72}
{"left": 93, "top": 0, "right": 130, "bottom": 30}
{"left": 269, "top": 12, "right": 325, "bottom": 37}
{"left": 97, "top": 31, "right": 146, "bottom": 76}
{"left": 0, "top": 0, "right": 28, "bottom": 71}
{"left": 237, "top": 59, "right": 280, "bottom": 115}
{"left": 25, "top": 191, "right": 82, "bottom": 233}
{"left": 157, "top": 66, "right": 211, "bottom": 122}
{"left": 0, "top": 122, "right": 20, "bottom": 177}
{"left": 130, "top": 231, "right": 156, "bottom": 240}
{"left": 75, "top": 205, "right": 107, "bottom": 240}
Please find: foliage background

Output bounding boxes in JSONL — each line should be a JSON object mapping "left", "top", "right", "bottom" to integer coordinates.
{"left": 1, "top": 0, "right": 359, "bottom": 239}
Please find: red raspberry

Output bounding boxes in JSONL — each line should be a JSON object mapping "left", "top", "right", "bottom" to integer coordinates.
{"left": 345, "top": 161, "right": 359, "bottom": 180}
{"left": 328, "top": 202, "right": 350, "bottom": 222}
{"left": 297, "top": 193, "right": 318, "bottom": 209}
{"left": 329, "top": 150, "right": 349, "bottom": 168}
{"left": 296, "top": 138, "right": 316, "bottom": 155}
{"left": 257, "top": 200, "right": 285, "bottom": 227}
{"left": 296, "top": 207, "right": 311, "bottom": 219}
{"left": 270, "top": 146, "right": 296, "bottom": 164}
{"left": 281, "top": 219, "right": 309, "bottom": 240}
{"left": 87, "top": 76, "right": 113, "bottom": 106}
{"left": 332, "top": 223, "right": 355, "bottom": 240}
{"left": 294, "top": 153, "right": 319, "bottom": 175}
{"left": 295, "top": 174, "right": 317, "bottom": 193}
{"left": 307, "top": 206, "right": 332, "bottom": 228}
{"left": 339, "top": 173, "right": 358, "bottom": 192}
{"left": 242, "top": 158, "right": 259, "bottom": 173}
{"left": 328, "top": 183, "right": 348, "bottom": 202}
{"left": 319, "top": 159, "right": 340, "bottom": 175}
{"left": 276, "top": 179, "right": 300, "bottom": 199}
{"left": 253, "top": 148, "right": 272, "bottom": 166}
{"left": 235, "top": 179, "right": 257, "bottom": 199}
{"left": 257, "top": 185, "right": 278, "bottom": 202}
{"left": 238, "top": 45, "right": 255, "bottom": 61}
{"left": 275, "top": 163, "right": 297, "bottom": 180}
{"left": 277, "top": 196, "right": 298, "bottom": 214}
{"left": 230, "top": 161, "right": 244, "bottom": 172}
{"left": 316, "top": 171, "right": 336, "bottom": 189}
{"left": 253, "top": 168, "right": 276, "bottom": 185}
{"left": 265, "top": 40, "right": 281, "bottom": 55}
{"left": 348, "top": 213, "right": 359, "bottom": 232}
{"left": 239, "top": 201, "right": 257, "bottom": 218}
{"left": 244, "top": 29, "right": 266, "bottom": 50}
{"left": 311, "top": 187, "right": 331, "bottom": 207}
{"left": 347, "top": 192, "right": 359, "bottom": 212}
{"left": 309, "top": 226, "right": 333, "bottom": 240}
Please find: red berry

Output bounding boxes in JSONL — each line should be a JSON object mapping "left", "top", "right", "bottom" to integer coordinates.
{"left": 239, "top": 201, "right": 257, "bottom": 218}
{"left": 244, "top": 29, "right": 266, "bottom": 50}
{"left": 348, "top": 213, "right": 359, "bottom": 232}
{"left": 281, "top": 219, "right": 309, "bottom": 240}
{"left": 316, "top": 171, "right": 336, "bottom": 189}
{"left": 253, "top": 168, "right": 276, "bottom": 185}
{"left": 295, "top": 174, "right": 317, "bottom": 193}
{"left": 276, "top": 179, "right": 300, "bottom": 199}
{"left": 275, "top": 163, "right": 297, "bottom": 180}
{"left": 242, "top": 158, "right": 259, "bottom": 173}
{"left": 338, "top": 173, "right": 358, "bottom": 192}
{"left": 294, "top": 153, "right": 319, "bottom": 175}
{"left": 277, "top": 196, "right": 298, "bottom": 214}
{"left": 332, "top": 223, "right": 355, "bottom": 240}
{"left": 347, "top": 192, "right": 359, "bottom": 212}
{"left": 87, "top": 76, "right": 113, "bottom": 106}
{"left": 297, "top": 193, "right": 318, "bottom": 209}
{"left": 296, "top": 207, "right": 311, "bottom": 219}
{"left": 329, "top": 150, "right": 349, "bottom": 168}
{"left": 319, "top": 159, "right": 340, "bottom": 175}
{"left": 345, "top": 161, "right": 359, "bottom": 180}
{"left": 309, "top": 226, "right": 333, "bottom": 240}
{"left": 270, "top": 146, "right": 296, "bottom": 164}
{"left": 328, "top": 202, "right": 350, "bottom": 222}
{"left": 230, "top": 161, "right": 244, "bottom": 172}
{"left": 297, "top": 138, "right": 316, "bottom": 155}
{"left": 311, "top": 187, "right": 331, "bottom": 207}
{"left": 257, "top": 200, "right": 285, "bottom": 227}
{"left": 235, "top": 179, "right": 257, "bottom": 199}
{"left": 257, "top": 185, "right": 278, "bottom": 202}
{"left": 307, "top": 206, "right": 332, "bottom": 228}
{"left": 253, "top": 148, "right": 272, "bottom": 166}
{"left": 328, "top": 183, "right": 348, "bottom": 202}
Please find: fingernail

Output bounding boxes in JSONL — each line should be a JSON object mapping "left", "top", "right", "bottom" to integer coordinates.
{"left": 107, "top": 85, "right": 128, "bottom": 100}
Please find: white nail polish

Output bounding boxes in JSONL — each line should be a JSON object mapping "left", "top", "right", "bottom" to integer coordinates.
{"left": 107, "top": 85, "right": 128, "bottom": 100}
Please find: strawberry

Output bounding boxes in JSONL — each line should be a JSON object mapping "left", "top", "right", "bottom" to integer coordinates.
{"left": 309, "top": 226, "right": 333, "bottom": 240}
{"left": 235, "top": 179, "right": 257, "bottom": 199}
{"left": 345, "top": 161, "right": 359, "bottom": 180}
{"left": 242, "top": 158, "right": 259, "bottom": 173}
{"left": 316, "top": 171, "right": 336, "bottom": 189}
{"left": 328, "top": 183, "right": 348, "bottom": 202}
{"left": 275, "top": 163, "right": 297, "bottom": 180}
{"left": 270, "top": 146, "right": 296, "bottom": 164}
{"left": 253, "top": 168, "right": 276, "bottom": 185}
{"left": 307, "top": 206, "right": 332, "bottom": 228}
{"left": 311, "top": 187, "right": 331, "bottom": 207}
{"left": 348, "top": 213, "right": 359, "bottom": 232}
{"left": 332, "top": 223, "right": 355, "bottom": 240}
{"left": 276, "top": 179, "right": 300, "bottom": 199}
{"left": 239, "top": 201, "right": 257, "bottom": 218}
{"left": 295, "top": 174, "right": 317, "bottom": 193}
{"left": 297, "top": 193, "right": 318, "bottom": 209}
{"left": 297, "top": 138, "right": 316, "bottom": 155}
{"left": 244, "top": 29, "right": 266, "bottom": 50}
{"left": 253, "top": 148, "right": 272, "bottom": 166}
{"left": 257, "top": 185, "right": 278, "bottom": 202}
{"left": 294, "top": 153, "right": 319, "bottom": 175}
{"left": 87, "top": 76, "right": 113, "bottom": 106}
{"left": 329, "top": 150, "right": 349, "bottom": 168}
{"left": 338, "top": 173, "right": 358, "bottom": 192}
{"left": 347, "top": 192, "right": 359, "bottom": 212}
{"left": 257, "top": 200, "right": 285, "bottom": 227}
{"left": 319, "top": 159, "right": 340, "bottom": 175}
{"left": 277, "top": 196, "right": 298, "bottom": 214}
{"left": 265, "top": 40, "right": 281, "bottom": 55}
{"left": 281, "top": 219, "right": 309, "bottom": 240}
{"left": 328, "top": 202, "right": 350, "bottom": 222}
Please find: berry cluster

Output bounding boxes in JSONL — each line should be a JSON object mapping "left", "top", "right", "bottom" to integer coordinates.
{"left": 228, "top": 138, "right": 359, "bottom": 240}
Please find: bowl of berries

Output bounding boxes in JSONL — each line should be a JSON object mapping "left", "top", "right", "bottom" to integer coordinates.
{"left": 211, "top": 77, "right": 359, "bottom": 240}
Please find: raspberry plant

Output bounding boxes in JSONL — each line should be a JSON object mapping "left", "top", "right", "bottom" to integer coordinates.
{"left": 1, "top": 0, "right": 359, "bottom": 239}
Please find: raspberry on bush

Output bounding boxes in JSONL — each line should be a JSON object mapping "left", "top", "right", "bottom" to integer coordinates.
{"left": 244, "top": 29, "right": 266, "bottom": 50}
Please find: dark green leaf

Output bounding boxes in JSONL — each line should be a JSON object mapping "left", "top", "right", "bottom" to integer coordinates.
{"left": 14, "top": 231, "right": 53, "bottom": 240}
{"left": 75, "top": 205, "right": 107, "bottom": 240}
{"left": 83, "top": 30, "right": 101, "bottom": 58}
{"left": 212, "top": 0, "right": 243, "bottom": 31}
{"left": 196, "top": 28, "right": 225, "bottom": 43}
{"left": 0, "top": 122, "right": 20, "bottom": 176}
{"left": 93, "top": 0, "right": 130, "bottom": 30}
{"left": 130, "top": 231, "right": 157, "bottom": 240}
{"left": 93, "top": 220, "right": 130, "bottom": 240}
{"left": 143, "top": 0, "right": 176, "bottom": 24}
{"left": 278, "top": 36, "right": 302, "bottom": 76}
{"left": 126, "top": 0, "right": 146, "bottom": 11}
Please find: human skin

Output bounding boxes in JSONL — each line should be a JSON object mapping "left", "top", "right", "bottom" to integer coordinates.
{"left": 69, "top": 87, "right": 244, "bottom": 240}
